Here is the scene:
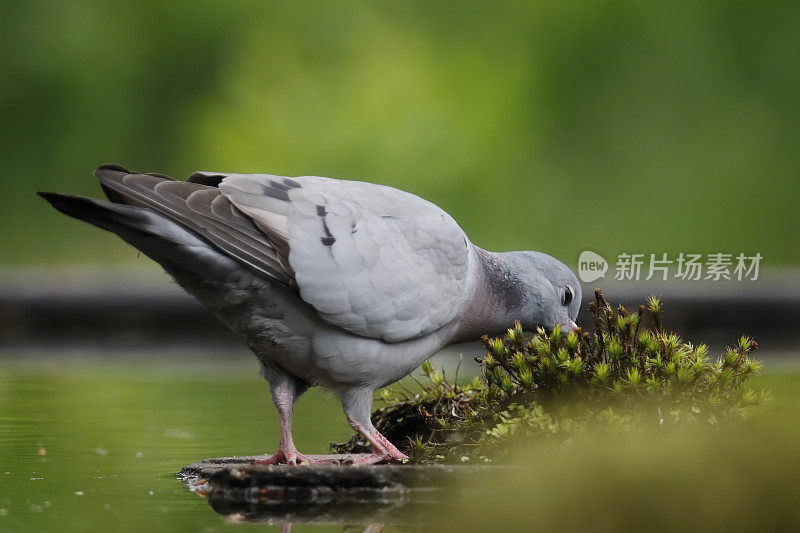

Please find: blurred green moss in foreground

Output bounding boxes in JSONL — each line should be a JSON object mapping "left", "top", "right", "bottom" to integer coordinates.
{"left": 440, "top": 407, "right": 800, "bottom": 532}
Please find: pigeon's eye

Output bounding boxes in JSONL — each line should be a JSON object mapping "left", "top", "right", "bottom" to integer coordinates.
{"left": 562, "top": 286, "right": 574, "bottom": 306}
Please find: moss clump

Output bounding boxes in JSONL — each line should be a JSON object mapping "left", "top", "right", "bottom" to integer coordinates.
{"left": 331, "top": 290, "right": 767, "bottom": 463}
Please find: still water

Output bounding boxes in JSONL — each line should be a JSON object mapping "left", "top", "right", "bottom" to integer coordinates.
{"left": 3, "top": 352, "right": 798, "bottom": 531}
{"left": 0, "top": 354, "right": 358, "bottom": 532}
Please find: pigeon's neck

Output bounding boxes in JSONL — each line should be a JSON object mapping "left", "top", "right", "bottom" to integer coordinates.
{"left": 449, "top": 247, "right": 526, "bottom": 344}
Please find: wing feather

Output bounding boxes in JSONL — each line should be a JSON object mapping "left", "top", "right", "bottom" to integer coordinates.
{"left": 219, "top": 174, "right": 476, "bottom": 342}
{"left": 94, "top": 167, "right": 292, "bottom": 285}
{"left": 94, "top": 166, "right": 476, "bottom": 342}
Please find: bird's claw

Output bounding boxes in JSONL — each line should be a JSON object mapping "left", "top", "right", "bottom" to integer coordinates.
{"left": 351, "top": 452, "right": 408, "bottom": 466}
{"left": 253, "top": 447, "right": 319, "bottom": 465}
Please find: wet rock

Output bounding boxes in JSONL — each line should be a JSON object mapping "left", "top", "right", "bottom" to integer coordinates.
{"left": 180, "top": 455, "right": 490, "bottom": 525}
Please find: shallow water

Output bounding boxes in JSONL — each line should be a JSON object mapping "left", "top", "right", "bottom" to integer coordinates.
{"left": 2, "top": 353, "right": 796, "bottom": 531}
{"left": 0, "top": 354, "right": 357, "bottom": 532}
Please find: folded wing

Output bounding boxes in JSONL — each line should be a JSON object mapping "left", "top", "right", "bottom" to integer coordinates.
{"left": 95, "top": 166, "right": 293, "bottom": 286}
{"left": 218, "top": 173, "right": 476, "bottom": 342}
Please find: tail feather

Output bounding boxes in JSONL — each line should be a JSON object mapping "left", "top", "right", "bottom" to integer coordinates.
{"left": 37, "top": 191, "right": 237, "bottom": 276}
{"left": 37, "top": 191, "right": 150, "bottom": 232}
{"left": 81, "top": 165, "right": 290, "bottom": 284}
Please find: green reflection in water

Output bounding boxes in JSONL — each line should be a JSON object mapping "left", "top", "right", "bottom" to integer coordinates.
{"left": 0, "top": 355, "right": 349, "bottom": 532}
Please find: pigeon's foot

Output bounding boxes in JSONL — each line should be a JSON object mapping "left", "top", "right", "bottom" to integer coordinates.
{"left": 349, "top": 430, "right": 408, "bottom": 465}
{"left": 351, "top": 452, "right": 407, "bottom": 466}
{"left": 373, "top": 430, "right": 409, "bottom": 460}
{"left": 253, "top": 446, "right": 321, "bottom": 466}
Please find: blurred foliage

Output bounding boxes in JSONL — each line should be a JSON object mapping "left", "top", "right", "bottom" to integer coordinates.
{"left": 334, "top": 292, "right": 766, "bottom": 463}
{"left": 2, "top": 0, "right": 800, "bottom": 266}
{"left": 439, "top": 380, "right": 800, "bottom": 532}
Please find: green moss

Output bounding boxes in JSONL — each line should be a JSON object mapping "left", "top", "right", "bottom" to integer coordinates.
{"left": 331, "top": 290, "right": 768, "bottom": 463}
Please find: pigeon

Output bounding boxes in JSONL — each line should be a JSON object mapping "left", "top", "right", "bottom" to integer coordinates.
{"left": 39, "top": 164, "right": 581, "bottom": 465}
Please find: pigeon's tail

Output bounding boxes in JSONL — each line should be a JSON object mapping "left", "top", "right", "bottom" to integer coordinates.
{"left": 39, "top": 192, "right": 152, "bottom": 235}
{"left": 37, "top": 191, "right": 236, "bottom": 276}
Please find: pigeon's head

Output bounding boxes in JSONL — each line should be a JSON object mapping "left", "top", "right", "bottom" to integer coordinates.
{"left": 504, "top": 251, "right": 582, "bottom": 334}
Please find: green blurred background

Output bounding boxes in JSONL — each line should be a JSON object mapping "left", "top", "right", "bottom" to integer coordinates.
{"left": 3, "top": 0, "right": 799, "bottom": 268}
{"left": 3, "top": 3, "right": 800, "bottom": 531}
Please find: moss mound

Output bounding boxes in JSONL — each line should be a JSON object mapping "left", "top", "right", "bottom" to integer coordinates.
{"left": 332, "top": 290, "right": 767, "bottom": 463}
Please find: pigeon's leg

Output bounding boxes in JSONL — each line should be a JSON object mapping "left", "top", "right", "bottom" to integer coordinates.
{"left": 341, "top": 388, "right": 408, "bottom": 465}
{"left": 254, "top": 365, "right": 317, "bottom": 465}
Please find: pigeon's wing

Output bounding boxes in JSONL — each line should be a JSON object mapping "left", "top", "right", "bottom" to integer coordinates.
{"left": 94, "top": 166, "right": 293, "bottom": 285}
{"left": 217, "top": 174, "right": 477, "bottom": 342}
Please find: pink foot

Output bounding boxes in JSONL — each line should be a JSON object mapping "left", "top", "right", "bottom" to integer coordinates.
{"left": 349, "top": 430, "right": 408, "bottom": 465}
{"left": 351, "top": 452, "right": 408, "bottom": 465}
{"left": 372, "top": 430, "right": 409, "bottom": 461}
{"left": 253, "top": 445, "right": 320, "bottom": 465}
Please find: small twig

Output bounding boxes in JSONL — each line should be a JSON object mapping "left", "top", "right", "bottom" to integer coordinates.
{"left": 409, "top": 373, "right": 429, "bottom": 391}
{"left": 394, "top": 381, "right": 417, "bottom": 400}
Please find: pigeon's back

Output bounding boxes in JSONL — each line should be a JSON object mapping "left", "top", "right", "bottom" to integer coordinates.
{"left": 55, "top": 165, "right": 480, "bottom": 345}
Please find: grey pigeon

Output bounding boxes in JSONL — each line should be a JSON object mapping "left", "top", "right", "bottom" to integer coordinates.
{"left": 39, "top": 164, "right": 581, "bottom": 465}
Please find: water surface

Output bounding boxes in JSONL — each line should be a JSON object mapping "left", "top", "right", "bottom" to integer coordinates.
{"left": 3, "top": 353, "right": 797, "bottom": 531}
{"left": 0, "top": 354, "right": 352, "bottom": 531}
